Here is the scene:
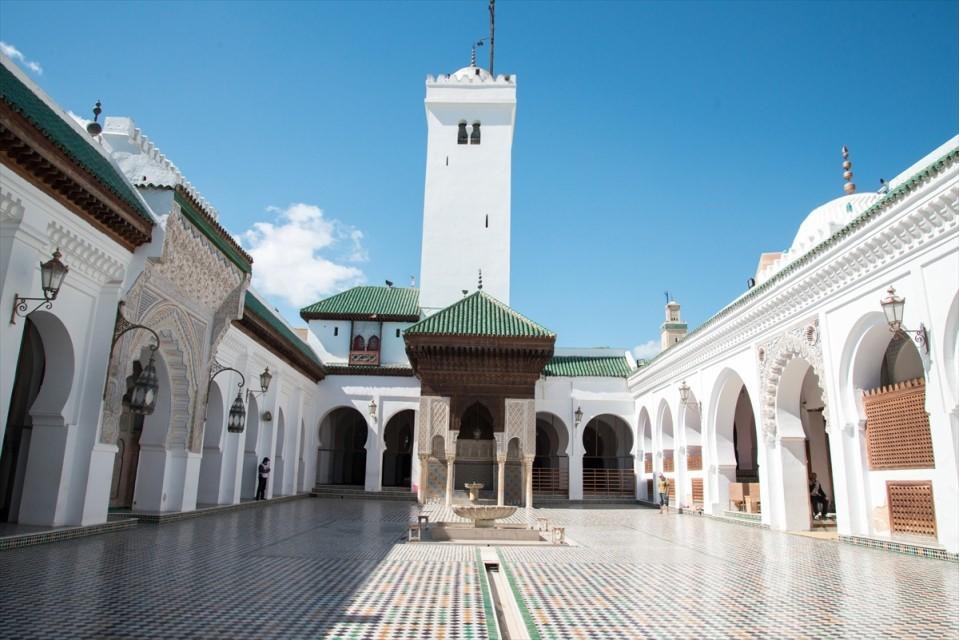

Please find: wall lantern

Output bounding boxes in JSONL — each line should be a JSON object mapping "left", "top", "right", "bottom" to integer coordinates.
{"left": 679, "top": 381, "right": 702, "bottom": 413}
{"left": 259, "top": 367, "right": 273, "bottom": 394}
{"left": 111, "top": 301, "right": 161, "bottom": 416}
{"left": 10, "top": 249, "right": 69, "bottom": 324}
{"left": 368, "top": 398, "right": 378, "bottom": 420}
{"left": 210, "top": 359, "right": 247, "bottom": 433}
{"left": 880, "top": 286, "right": 929, "bottom": 354}
{"left": 574, "top": 406, "right": 583, "bottom": 426}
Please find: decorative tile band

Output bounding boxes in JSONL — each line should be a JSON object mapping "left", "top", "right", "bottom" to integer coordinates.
{"left": 129, "top": 493, "right": 310, "bottom": 524}
{"left": 839, "top": 534, "right": 959, "bottom": 563}
{"left": 0, "top": 517, "right": 138, "bottom": 551}
{"left": 498, "top": 551, "right": 542, "bottom": 640}
{"left": 476, "top": 549, "right": 501, "bottom": 640}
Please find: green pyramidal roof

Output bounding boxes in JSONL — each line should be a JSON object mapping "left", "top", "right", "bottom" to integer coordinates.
{"left": 543, "top": 355, "right": 632, "bottom": 378}
{"left": 300, "top": 286, "right": 420, "bottom": 321}
{"left": 405, "top": 290, "right": 554, "bottom": 338}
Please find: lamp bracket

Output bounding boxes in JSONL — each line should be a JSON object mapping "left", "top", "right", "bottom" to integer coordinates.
{"left": 10, "top": 294, "right": 55, "bottom": 324}
{"left": 209, "top": 358, "right": 245, "bottom": 391}
{"left": 893, "top": 324, "right": 929, "bottom": 355}
{"left": 111, "top": 301, "right": 160, "bottom": 351}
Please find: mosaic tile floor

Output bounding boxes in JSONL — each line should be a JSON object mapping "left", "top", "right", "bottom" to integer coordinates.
{"left": 0, "top": 499, "right": 956, "bottom": 639}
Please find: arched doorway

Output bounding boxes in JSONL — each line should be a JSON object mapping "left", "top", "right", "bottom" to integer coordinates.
{"left": 241, "top": 395, "right": 260, "bottom": 499}
{"left": 0, "top": 319, "right": 44, "bottom": 522}
{"left": 533, "top": 413, "right": 569, "bottom": 497}
{"left": 316, "top": 407, "right": 367, "bottom": 486}
{"left": 639, "top": 408, "right": 653, "bottom": 500}
{"left": 850, "top": 317, "right": 936, "bottom": 542}
{"left": 273, "top": 409, "right": 286, "bottom": 496}
{"left": 658, "top": 402, "right": 676, "bottom": 503}
{"left": 710, "top": 370, "right": 759, "bottom": 515}
{"left": 582, "top": 415, "right": 634, "bottom": 496}
{"left": 682, "top": 390, "right": 703, "bottom": 510}
{"left": 455, "top": 402, "right": 495, "bottom": 499}
{"left": 296, "top": 419, "right": 306, "bottom": 492}
{"left": 382, "top": 410, "right": 414, "bottom": 488}
{"left": 196, "top": 381, "right": 225, "bottom": 505}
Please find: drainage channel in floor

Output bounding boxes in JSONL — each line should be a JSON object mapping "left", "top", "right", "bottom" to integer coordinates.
{"left": 481, "top": 547, "right": 530, "bottom": 640}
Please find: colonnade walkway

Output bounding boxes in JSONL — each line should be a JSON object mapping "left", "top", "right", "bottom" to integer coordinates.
{"left": 0, "top": 497, "right": 955, "bottom": 639}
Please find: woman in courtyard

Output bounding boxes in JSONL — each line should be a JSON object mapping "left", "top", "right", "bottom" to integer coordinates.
{"left": 657, "top": 473, "right": 669, "bottom": 513}
{"left": 256, "top": 457, "right": 271, "bottom": 500}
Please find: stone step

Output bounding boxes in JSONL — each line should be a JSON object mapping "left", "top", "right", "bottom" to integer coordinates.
{"left": 311, "top": 486, "right": 417, "bottom": 502}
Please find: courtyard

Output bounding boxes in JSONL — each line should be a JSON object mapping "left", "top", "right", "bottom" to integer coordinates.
{"left": 0, "top": 498, "right": 956, "bottom": 639}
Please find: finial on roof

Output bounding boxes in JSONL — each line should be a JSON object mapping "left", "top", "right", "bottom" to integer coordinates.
{"left": 86, "top": 100, "right": 103, "bottom": 136}
{"left": 470, "top": 44, "right": 477, "bottom": 67}
{"left": 842, "top": 145, "right": 856, "bottom": 194}
{"left": 478, "top": 269, "right": 483, "bottom": 290}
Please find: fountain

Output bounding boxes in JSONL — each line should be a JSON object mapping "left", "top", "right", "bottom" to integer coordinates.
{"left": 452, "top": 482, "right": 517, "bottom": 528}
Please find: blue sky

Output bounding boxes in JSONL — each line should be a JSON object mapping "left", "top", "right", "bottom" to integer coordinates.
{"left": 2, "top": 1, "right": 957, "bottom": 357}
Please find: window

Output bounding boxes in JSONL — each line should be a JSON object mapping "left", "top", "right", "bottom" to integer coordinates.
{"left": 333, "top": 327, "right": 339, "bottom": 336}
{"left": 457, "top": 122, "right": 468, "bottom": 145}
{"left": 367, "top": 336, "right": 380, "bottom": 351}
{"left": 352, "top": 335, "right": 366, "bottom": 351}
{"left": 470, "top": 122, "right": 481, "bottom": 145}
{"left": 395, "top": 328, "right": 401, "bottom": 338}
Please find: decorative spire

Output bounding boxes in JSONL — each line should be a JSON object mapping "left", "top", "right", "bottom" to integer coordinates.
{"left": 86, "top": 100, "right": 103, "bottom": 136}
{"left": 477, "top": 269, "right": 483, "bottom": 290}
{"left": 470, "top": 44, "right": 477, "bottom": 68}
{"left": 842, "top": 145, "right": 856, "bottom": 194}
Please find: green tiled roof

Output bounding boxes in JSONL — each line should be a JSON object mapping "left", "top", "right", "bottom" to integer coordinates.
{"left": 244, "top": 291, "right": 323, "bottom": 368}
{"left": 637, "top": 144, "right": 959, "bottom": 369}
{"left": 543, "top": 355, "right": 632, "bottom": 378}
{"left": 0, "top": 63, "right": 153, "bottom": 223}
{"left": 300, "top": 286, "right": 420, "bottom": 320}
{"left": 405, "top": 291, "right": 554, "bottom": 338}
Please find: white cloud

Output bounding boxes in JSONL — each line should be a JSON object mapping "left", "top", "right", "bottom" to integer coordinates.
{"left": 1, "top": 41, "right": 43, "bottom": 75}
{"left": 239, "top": 203, "right": 366, "bottom": 308}
{"left": 632, "top": 339, "right": 660, "bottom": 361}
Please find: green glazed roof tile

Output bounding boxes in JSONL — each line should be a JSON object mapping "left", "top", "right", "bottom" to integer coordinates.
{"left": 300, "top": 286, "right": 420, "bottom": 320}
{"left": 405, "top": 290, "right": 554, "bottom": 338}
{"left": 0, "top": 63, "right": 153, "bottom": 223}
{"left": 543, "top": 355, "right": 632, "bottom": 378}
{"left": 244, "top": 291, "right": 323, "bottom": 368}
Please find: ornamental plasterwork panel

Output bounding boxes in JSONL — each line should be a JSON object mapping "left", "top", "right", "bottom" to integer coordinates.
{"left": 46, "top": 221, "right": 126, "bottom": 285}
{"left": 0, "top": 187, "right": 25, "bottom": 224}
{"left": 151, "top": 209, "right": 244, "bottom": 313}
{"left": 758, "top": 318, "right": 830, "bottom": 444}
{"left": 505, "top": 399, "right": 534, "bottom": 457}
{"left": 416, "top": 396, "right": 451, "bottom": 456}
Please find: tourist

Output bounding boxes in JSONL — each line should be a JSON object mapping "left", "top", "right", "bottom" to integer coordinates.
{"left": 256, "top": 457, "right": 271, "bottom": 500}
{"left": 657, "top": 473, "right": 669, "bottom": 513}
{"left": 809, "top": 473, "right": 827, "bottom": 520}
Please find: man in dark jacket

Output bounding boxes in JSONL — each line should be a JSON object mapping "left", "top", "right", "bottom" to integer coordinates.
{"left": 256, "top": 457, "right": 271, "bottom": 500}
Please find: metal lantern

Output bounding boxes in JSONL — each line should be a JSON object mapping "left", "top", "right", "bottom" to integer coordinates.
{"left": 574, "top": 406, "right": 583, "bottom": 426}
{"left": 880, "top": 286, "right": 905, "bottom": 333}
{"left": 259, "top": 367, "right": 272, "bottom": 393}
{"left": 368, "top": 398, "right": 377, "bottom": 420}
{"left": 227, "top": 392, "right": 247, "bottom": 433}
{"left": 678, "top": 381, "right": 691, "bottom": 404}
{"left": 128, "top": 353, "right": 160, "bottom": 415}
{"left": 40, "top": 249, "right": 70, "bottom": 300}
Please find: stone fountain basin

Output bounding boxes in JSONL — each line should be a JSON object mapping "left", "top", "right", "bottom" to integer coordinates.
{"left": 452, "top": 505, "right": 517, "bottom": 528}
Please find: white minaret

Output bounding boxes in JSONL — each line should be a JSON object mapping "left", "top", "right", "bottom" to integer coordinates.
{"left": 418, "top": 62, "right": 516, "bottom": 314}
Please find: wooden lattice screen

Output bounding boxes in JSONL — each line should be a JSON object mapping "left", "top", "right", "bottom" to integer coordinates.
{"left": 646, "top": 478, "right": 654, "bottom": 499}
{"left": 644, "top": 453, "right": 653, "bottom": 473}
{"left": 887, "top": 481, "right": 936, "bottom": 538}
{"left": 687, "top": 446, "right": 702, "bottom": 471}
{"left": 662, "top": 450, "right": 674, "bottom": 472}
{"left": 691, "top": 478, "right": 703, "bottom": 505}
{"left": 667, "top": 478, "right": 676, "bottom": 500}
{"left": 863, "top": 378, "right": 934, "bottom": 470}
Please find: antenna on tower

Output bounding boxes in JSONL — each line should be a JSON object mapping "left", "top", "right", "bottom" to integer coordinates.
{"left": 664, "top": 291, "right": 670, "bottom": 304}
{"left": 478, "top": 269, "right": 484, "bottom": 290}
{"left": 488, "top": 0, "right": 495, "bottom": 75}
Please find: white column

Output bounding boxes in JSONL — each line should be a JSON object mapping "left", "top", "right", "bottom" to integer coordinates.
{"left": 445, "top": 456, "right": 455, "bottom": 505}
{"left": 524, "top": 456, "right": 534, "bottom": 508}
{"left": 497, "top": 456, "right": 506, "bottom": 506}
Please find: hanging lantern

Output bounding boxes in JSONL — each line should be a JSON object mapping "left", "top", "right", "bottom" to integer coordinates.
{"left": 129, "top": 353, "right": 159, "bottom": 415}
{"left": 227, "top": 391, "right": 247, "bottom": 433}
{"left": 40, "top": 249, "right": 70, "bottom": 300}
{"left": 368, "top": 398, "right": 377, "bottom": 420}
{"left": 678, "top": 381, "right": 691, "bottom": 404}
{"left": 880, "top": 286, "right": 905, "bottom": 333}
{"left": 259, "top": 367, "right": 272, "bottom": 393}
{"left": 574, "top": 406, "right": 583, "bottom": 426}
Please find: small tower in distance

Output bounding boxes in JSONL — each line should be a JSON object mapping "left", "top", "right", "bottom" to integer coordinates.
{"left": 661, "top": 299, "right": 688, "bottom": 350}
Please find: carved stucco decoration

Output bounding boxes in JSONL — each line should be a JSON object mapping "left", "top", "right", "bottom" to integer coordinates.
{"left": 47, "top": 221, "right": 126, "bottom": 285}
{"left": 416, "top": 396, "right": 451, "bottom": 457}
{"left": 758, "top": 319, "right": 830, "bottom": 444}
{"left": 152, "top": 208, "right": 244, "bottom": 313}
{"left": 505, "top": 399, "right": 535, "bottom": 458}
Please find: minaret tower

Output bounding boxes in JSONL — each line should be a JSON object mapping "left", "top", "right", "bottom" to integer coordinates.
{"left": 661, "top": 298, "right": 688, "bottom": 350}
{"left": 418, "top": 58, "right": 516, "bottom": 314}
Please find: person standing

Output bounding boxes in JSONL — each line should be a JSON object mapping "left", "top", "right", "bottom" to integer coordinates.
{"left": 809, "top": 472, "right": 827, "bottom": 520}
{"left": 256, "top": 457, "right": 271, "bottom": 500}
{"left": 657, "top": 473, "right": 670, "bottom": 513}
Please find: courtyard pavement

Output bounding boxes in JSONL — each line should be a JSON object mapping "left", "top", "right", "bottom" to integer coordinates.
{"left": 0, "top": 498, "right": 956, "bottom": 639}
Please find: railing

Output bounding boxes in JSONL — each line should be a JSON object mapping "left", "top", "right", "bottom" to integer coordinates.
{"left": 532, "top": 468, "right": 568, "bottom": 495}
{"left": 349, "top": 350, "right": 380, "bottom": 366}
{"left": 583, "top": 469, "right": 635, "bottom": 497}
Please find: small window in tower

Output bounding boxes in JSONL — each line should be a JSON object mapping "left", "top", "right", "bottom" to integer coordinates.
{"left": 334, "top": 327, "right": 339, "bottom": 336}
{"left": 457, "top": 122, "right": 468, "bottom": 145}
{"left": 353, "top": 335, "right": 366, "bottom": 351}
{"left": 485, "top": 214, "right": 488, "bottom": 228}
{"left": 395, "top": 328, "right": 401, "bottom": 338}
{"left": 367, "top": 336, "right": 380, "bottom": 351}
{"left": 470, "top": 122, "right": 481, "bottom": 145}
